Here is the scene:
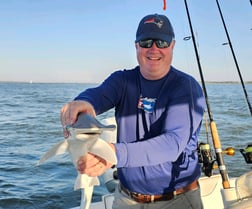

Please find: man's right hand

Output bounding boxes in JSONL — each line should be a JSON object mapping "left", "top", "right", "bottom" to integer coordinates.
{"left": 60, "top": 100, "right": 96, "bottom": 138}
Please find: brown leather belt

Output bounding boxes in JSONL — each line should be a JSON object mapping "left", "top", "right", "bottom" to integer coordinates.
{"left": 120, "top": 180, "right": 199, "bottom": 203}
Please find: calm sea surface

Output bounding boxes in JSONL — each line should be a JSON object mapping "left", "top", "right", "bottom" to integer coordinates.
{"left": 0, "top": 82, "right": 251, "bottom": 209}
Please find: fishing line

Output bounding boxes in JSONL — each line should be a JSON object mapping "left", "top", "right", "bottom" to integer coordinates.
{"left": 183, "top": 0, "right": 230, "bottom": 189}
{"left": 215, "top": 0, "right": 252, "bottom": 117}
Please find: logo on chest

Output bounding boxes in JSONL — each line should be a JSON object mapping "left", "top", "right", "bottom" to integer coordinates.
{"left": 138, "top": 95, "right": 156, "bottom": 113}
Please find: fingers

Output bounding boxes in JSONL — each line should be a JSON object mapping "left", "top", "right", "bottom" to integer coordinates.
{"left": 60, "top": 101, "right": 78, "bottom": 126}
{"left": 60, "top": 100, "right": 96, "bottom": 137}
{"left": 61, "top": 102, "right": 75, "bottom": 138}
{"left": 77, "top": 153, "right": 112, "bottom": 177}
{"left": 61, "top": 100, "right": 96, "bottom": 125}
{"left": 78, "top": 161, "right": 105, "bottom": 177}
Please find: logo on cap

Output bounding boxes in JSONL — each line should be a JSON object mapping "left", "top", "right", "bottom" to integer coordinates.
{"left": 144, "top": 17, "right": 164, "bottom": 28}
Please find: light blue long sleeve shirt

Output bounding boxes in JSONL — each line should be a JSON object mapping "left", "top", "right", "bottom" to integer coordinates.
{"left": 75, "top": 66, "right": 205, "bottom": 195}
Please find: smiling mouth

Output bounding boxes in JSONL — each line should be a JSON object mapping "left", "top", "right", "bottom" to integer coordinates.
{"left": 147, "top": 57, "right": 161, "bottom": 61}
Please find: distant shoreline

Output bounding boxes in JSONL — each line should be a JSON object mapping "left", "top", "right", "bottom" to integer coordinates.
{"left": 0, "top": 81, "right": 252, "bottom": 84}
{"left": 0, "top": 81, "right": 99, "bottom": 85}
{"left": 205, "top": 81, "right": 252, "bottom": 84}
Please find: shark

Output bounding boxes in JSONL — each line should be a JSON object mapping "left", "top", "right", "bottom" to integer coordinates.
{"left": 38, "top": 113, "right": 117, "bottom": 209}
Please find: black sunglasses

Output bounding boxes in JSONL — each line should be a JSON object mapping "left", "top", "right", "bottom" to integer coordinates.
{"left": 138, "top": 39, "right": 170, "bottom": 49}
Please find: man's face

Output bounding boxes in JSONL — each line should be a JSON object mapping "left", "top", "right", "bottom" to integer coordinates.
{"left": 135, "top": 40, "right": 175, "bottom": 80}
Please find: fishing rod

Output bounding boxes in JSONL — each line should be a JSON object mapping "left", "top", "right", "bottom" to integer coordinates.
{"left": 215, "top": 0, "right": 252, "bottom": 117}
{"left": 183, "top": 0, "right": 230, "bottom": 189}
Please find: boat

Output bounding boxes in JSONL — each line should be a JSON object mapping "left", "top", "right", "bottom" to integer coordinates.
{"left": 72, "top": 173, "right": 252, "bottom": 209}
{"left": 66, "top": 115, "right": 251, "bottom": 209}
{"left": 66, "top": 116, "right": 252, "bottom": 209}
{"left": 69, "top": 1, "right": 252, "bottom": 208}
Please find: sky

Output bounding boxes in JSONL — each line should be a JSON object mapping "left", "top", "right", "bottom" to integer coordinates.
{"left": 0, "top": 0, "right": 251, "bottom": 83}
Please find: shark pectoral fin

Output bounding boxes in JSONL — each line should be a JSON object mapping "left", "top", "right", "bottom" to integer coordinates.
{"left": 80, "top": 187, "right": 94, "bottom": 209}
{"left": 89, "top": 138, "right": 117, "bottom": 165}
{"left": 74, "top": 173, "right": 100, "bottom": 190}
{"left": 38, "top": 139, "right": 69, "bottom": 165}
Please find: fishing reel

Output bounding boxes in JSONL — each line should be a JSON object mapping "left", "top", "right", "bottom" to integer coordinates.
{"left": 198, "top": 142, "right": 215, "bottom": 177}
{"left": 240, "top": 144, "right": 252, "bottom": 164}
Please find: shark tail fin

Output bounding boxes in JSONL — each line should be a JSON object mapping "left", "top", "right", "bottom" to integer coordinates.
{"left": 74, "top": 173, "right": 100, "bottom": 190}
{"left": 80, "top": 187, "right": 94, "bottom": 209}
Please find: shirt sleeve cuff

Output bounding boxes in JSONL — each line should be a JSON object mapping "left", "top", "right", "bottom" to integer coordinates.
{"left": 114, "top": 142, "right": 128, "bottom": 167}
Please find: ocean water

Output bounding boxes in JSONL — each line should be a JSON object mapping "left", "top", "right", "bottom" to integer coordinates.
{"left": 0, "top": 82, "right": 251, "bottom": 209}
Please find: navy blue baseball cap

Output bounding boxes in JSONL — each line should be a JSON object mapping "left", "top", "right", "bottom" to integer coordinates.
{"left": 135, "top": 14, "right": 175, "bottom": 43}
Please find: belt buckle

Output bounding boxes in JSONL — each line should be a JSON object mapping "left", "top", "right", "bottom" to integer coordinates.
{"left": 142, "top": 194, "right": 152, "bottom": 203}
{"left": 131, "top": 192, "right": 152, "bottom": 203}
{"left": 131, "top": 192, "right": 142, "bottom": 201}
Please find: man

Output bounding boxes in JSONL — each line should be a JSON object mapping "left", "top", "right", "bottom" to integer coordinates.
{"left": 61, "top": 14, "right": 205, "bottom": 209}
